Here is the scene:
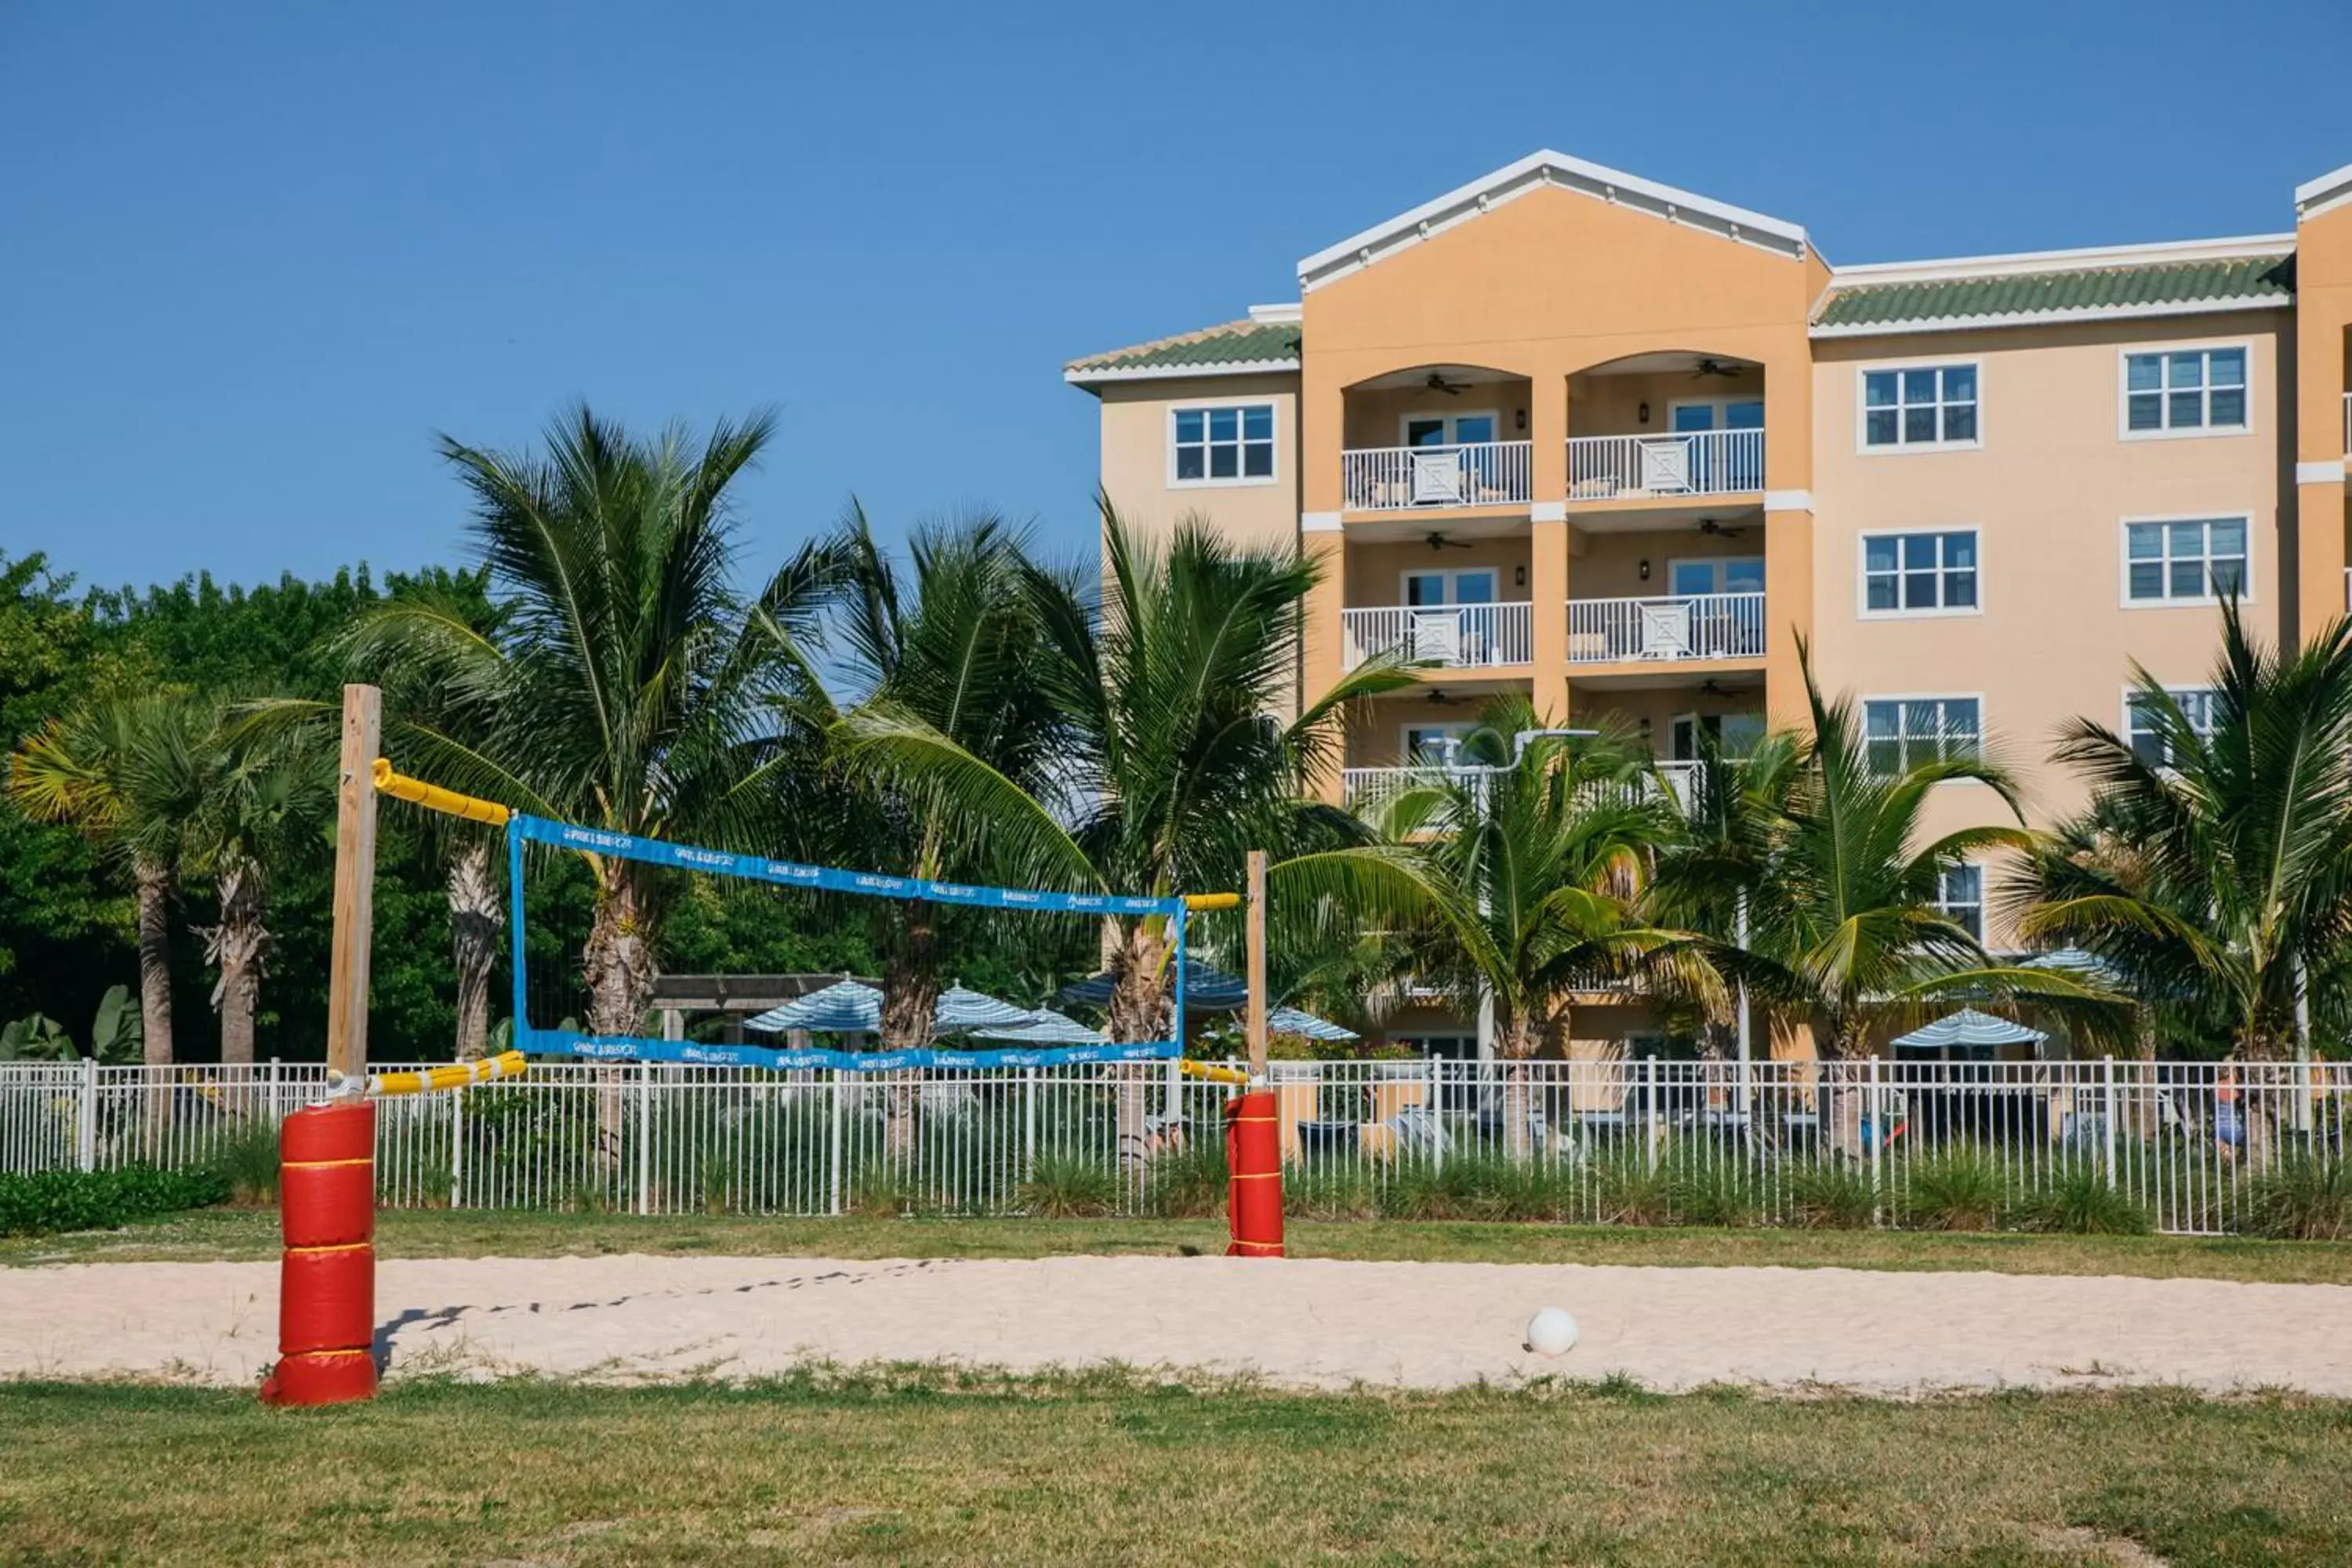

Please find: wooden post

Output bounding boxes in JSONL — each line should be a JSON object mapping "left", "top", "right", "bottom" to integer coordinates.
{"left": 326, "top": 684, "right": 381, "bottom": 1079}
{"left": 1245, "top": 849, "right": 1269, "bottom": 1076}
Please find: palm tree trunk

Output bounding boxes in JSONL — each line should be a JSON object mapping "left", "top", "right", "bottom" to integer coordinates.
{"left": 584, "top": 867, "right": 656, "bottom": 1171}
{"left": 880, "top": 910, "right": 940, "bottom": 1166}
{"left": 1498, "top": 1014, "right": 1541, "bottom": 1163}
{"left": 446, "top": 840, "right": 503, "bottom": 1062}
{"left": 133, "top": 857, "right": 174, "bottom": 1157}
{"left": 201, "top": 858, "right": 269, "bottom": 1069}
{"left": 1104, "top": 920, "right": 1171, "bottom": 1169}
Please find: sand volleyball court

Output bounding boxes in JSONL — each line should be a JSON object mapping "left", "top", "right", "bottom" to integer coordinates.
{"left": 6, "top": 1253, "right": 2351, "bottom": 1396}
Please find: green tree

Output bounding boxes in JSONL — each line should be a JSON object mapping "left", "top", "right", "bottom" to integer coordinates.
{"left": 187, "top": 728, "right": 332, "bottom": 1065}
{"left": 2020, "top": 603, "right": 2352, "bottom": 1062}
{"left": 340, "top": 406, "right": 840, "bottom": 1038}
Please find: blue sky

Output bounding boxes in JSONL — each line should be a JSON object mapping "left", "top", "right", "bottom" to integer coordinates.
{"left": 5, "top": 0, "right": 2348, "bottom": 593}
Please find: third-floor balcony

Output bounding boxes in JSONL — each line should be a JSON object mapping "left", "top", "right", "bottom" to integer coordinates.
{"left": 1566, "top": 429, "right": 1764, "bottom": 503}
{"left": 1341, "top": 441, "right": 1533, "bottom": 513}
{"left": 1566, "top": 592, "right": 1766, "bottom": 664}
{"left": 1342, "top": 601, "right": 1533, "bottom": 670}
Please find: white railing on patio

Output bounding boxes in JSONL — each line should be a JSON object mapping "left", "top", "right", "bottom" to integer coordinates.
{"left": 1567, "top": 592, "right": 1766, "bottom": 663}
{"left": 1567, "top": 429, "right": 1765, "bottom": 502}
{"left": 1340, "top": 766, "right": 1485, "bottom": 820}
{"left": 1341, "top": 441, "right": 1532, "bottom": 511}
{"left": 5, "top": 1057, "right": 2343, "bottom": 1238}
{"left": 1342, "top": 602, "right": 1532, "bottom": 670}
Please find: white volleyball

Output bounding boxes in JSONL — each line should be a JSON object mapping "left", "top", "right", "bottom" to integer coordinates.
{"left": 1523, "top": 1306, "right": 1579, "bottom": 1356}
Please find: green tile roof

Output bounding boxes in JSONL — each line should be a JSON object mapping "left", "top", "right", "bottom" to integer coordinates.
{"left": 1815, "top": 253, "right": 2293, "bottom": 332}
{"left": 1066, "top": 318, "right": 1301, "bottom": 379}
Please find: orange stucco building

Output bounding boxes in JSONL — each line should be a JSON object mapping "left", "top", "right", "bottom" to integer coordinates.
{"left": 1068, "top": 150, "right": 2352, "bottom": 1058}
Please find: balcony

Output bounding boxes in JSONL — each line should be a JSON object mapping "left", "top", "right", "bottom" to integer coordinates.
{"left": 1566, "top": 593, "right": 1766, "bottom": 665}
{"left": 1342, "top": 602, "right": 1532, "bottom": 671}
{"left": 1566, "top": 430, "right": 1764, "bottom": 503}
{"left": 1341, "top": 441, "right": 1532, "bottom": 513}
{"left": 1346, "top": 761, "right": 1708, "bottom": 819}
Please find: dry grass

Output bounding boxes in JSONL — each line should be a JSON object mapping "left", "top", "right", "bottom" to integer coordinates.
{"left": 7, "top": 1207, "right": 2352, "bottom": 1286}
{"left": 0, "top": 1373, "right": 2347, "bottom": 1565}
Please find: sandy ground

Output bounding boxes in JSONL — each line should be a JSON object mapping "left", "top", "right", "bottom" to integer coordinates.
{"left": 2, "top": 1254, "right": 2348, "bottom": 1396}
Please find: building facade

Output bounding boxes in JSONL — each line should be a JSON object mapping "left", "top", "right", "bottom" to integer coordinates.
{"left": 1066, "top": 150, "right": 2352, "bottom": 1058}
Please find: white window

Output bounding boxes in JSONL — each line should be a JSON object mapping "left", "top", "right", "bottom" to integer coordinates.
{"left": 1934, "top": 864, "right": 1984, "bottom": 943}
{"left": 1401, "top": 723, "right": 1471, "bottom": 763}
{"left": 2123, "top": 517, "right": 2248, "bottom": 605}
{"left": 1402, "top": 410, "right": 1499, "bottom": 447}
{"left": 1862, "top": 696, "right": 1981, "bottom": 775}
{"left": 2123, "top": 347, "right": 2247, "bottom": 437}
{"left": 1171, "top": 403, "right": 1276, "bottom": 486}
{"left": 1667, "top": 557, "right": 1766, "bottom": 597}
{"left": 2125, "top": 687, "right": 2218, "bottom": 767}
{"left": 1861, "top": 364, "right": 1979, "bottom": 451}
{"left": 1860, "top": 529, "right": 1979, "bottom": 615}
{"left": 1401, "top": 568, "right": 1498, "bottom": 607}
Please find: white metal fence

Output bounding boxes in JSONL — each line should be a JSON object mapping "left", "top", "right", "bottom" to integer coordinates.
{"left": 1566, "top": 429, "right": 1765, "bottom": 501}
{"left": 1567, "top": 592, "right": 1766, "bottom": 663}
{"left": 3, "top": 1058, "right": 2343, "bottom": 1236}
{"left": 1341, "top": 602, "right": 1533, "bottom": 670}
{"left": 1341, "top": 441, "right": 1533, "bottom": 511}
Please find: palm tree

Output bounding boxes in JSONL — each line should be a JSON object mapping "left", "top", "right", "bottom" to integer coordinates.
{"left": 2018, "top": 602, "right": 2352, "bottom": 1064}
{"left": 340, "top": 406, "right": 844, "bottom": 1040}
{"left": 1377, "top": 700, "right": 1723, "bottom": 1153}
{"left": 188, "top": 730, "right": 330, "bottom": 1064}
{"left": 839, "top": 506, "right": 1429, "bottom": 1043}
{"left": 7, "top": 691, "right": 212, "bottom": 1069}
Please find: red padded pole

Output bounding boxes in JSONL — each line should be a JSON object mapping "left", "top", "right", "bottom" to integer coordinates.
{"left": 1225, "top": 1090, "right": 1283, "bottom": 1258}
{"left": 260, "top": 1100, "right": 377, "bottom": 1406}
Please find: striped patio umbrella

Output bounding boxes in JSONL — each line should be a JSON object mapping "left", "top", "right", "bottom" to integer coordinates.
{"left": 1893, "top": 1007, "right": 2046, "bottom": 1051}
{"left": 971, "top": 1007, "right": 1104, "bottom": 1045}
{"left": 1058, "top": 959, "right": 1250, "bottom": 1012}
{"left": 746, "top": 982, "right": 1035, "bottom": 1036}
{"left": 1268, "top": 1006, "right": 1359, "bottom": 1042}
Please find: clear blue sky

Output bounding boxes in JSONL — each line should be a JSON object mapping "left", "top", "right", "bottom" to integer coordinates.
{"left": 5, "top": 0, "right": 2348, "bottom": 593}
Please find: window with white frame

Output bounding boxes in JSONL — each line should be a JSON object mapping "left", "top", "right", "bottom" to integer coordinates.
{"left": 2125, "top": 686, "right": 2218, "bottom": 767}
{"left": 1862, "top": 696, "right": 1981, "bottom": 775}
{"left": 1934, "top": 864, "right": 1984, "bottom": 942}
{"left": 2124, "top": 517, "right": 2248, "bottom": 604}
{"left": 2124, "top": 347, "right": 2247, "bottom": 435}
{"left": 1171, "top": 403, "right": 1275, "bottom": 484}
{"left": 1862, "top": 365, "right": 1979, "bottom": 450}
{"left": 1861, "top": 529, "right": 1979, "bottom": 614}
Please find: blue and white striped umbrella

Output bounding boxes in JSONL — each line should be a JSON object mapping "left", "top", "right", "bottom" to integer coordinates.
{"left": 746, "top": 981, "right": 1036, "bottom": 1037}
{"left": 1893, "top": 1007, "right": 2046, "bottom": 1051}
{"left": 1269, "top": 1006, "right": 1359, "bottom": 1042}
{"left": 932, "top": 985, "right": 1036, "bottom": 1031}
{"left": 1058, "top": 959, "right": 1249, "bottom": 1012}
{"left": 971, "top": 1007, "right": 1104, "bottom": 1045}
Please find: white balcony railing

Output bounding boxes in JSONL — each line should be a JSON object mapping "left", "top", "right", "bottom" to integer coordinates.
{"left": 1341, "top": 766, "right": 1485, "bottom": 819}
{"left": 1566, "top": 429, "right": 1765, "bottom": 502}
{"left": 1566, "top": 593, "right": 1766, "bottom": 664}
{"left": 1342, "top": 441, "right": 1532, "bottom": 511}
{"left": 1342, "top": 602, "right": 1533, "bottom": 670}
{"left": 1352, "top": 760, "right": 1711, "bottom": 821}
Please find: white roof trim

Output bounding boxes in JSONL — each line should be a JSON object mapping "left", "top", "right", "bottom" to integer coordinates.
{"left": 1063, "top": 358, "right": 1301, "bottom": 387}
{"left": 2297, "top": 159, "right": 2352, "bottom": 222}
{"left": 1831, "top": 233, "right": 2295, "bottom": 287}
{"left": 1295, "top": 149, "right": 1808, "bottom": 293}
{"left": 1247, "top": 301, "right": 1302, "bottom": 323}
{"left": 1810, "top": 294, "right": 2291, "bottom": 340}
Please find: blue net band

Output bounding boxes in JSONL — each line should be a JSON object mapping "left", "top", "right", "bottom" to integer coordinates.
{"left": 527, "top": 1030, "right": 1180, "bottom": 1072}
{"left": 512, "top": 814, "right": 1183, "bottom": 917}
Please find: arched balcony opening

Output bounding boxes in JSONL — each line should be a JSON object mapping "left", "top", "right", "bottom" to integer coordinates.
{"left": 1566, "top": 351, "right": 1765, "bottom": 504}
{"left": 1340, "top": 364, "right": 1533, "bottom": 514}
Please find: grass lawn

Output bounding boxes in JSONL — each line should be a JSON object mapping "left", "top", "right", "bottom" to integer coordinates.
{"left": 1, "top": 1373, "right": 2347, "bottom": 1565}
{"left": 6, "top": 1205, "right": 2352, "bottom": 1284}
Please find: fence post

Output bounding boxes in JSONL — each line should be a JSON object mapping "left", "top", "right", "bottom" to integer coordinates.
{"left": 1642, "top": 1055, "right": 1659, "bottom": 1171}
{"left": 2100, "top": 1056, "right": 2118, "bottom": 1189}
{"left": 78, "top": 1055, "right": 98, "bottom": 1173}
{"left": 634, "top": 1061, "right": 653, "bottom": 1217}
{"left": 1428, "top": 1054, "right": 1444, "bottom": 1173}
{"left": 828, "top": 1069, "right": 844, "bottom": 1217}
{"left": 450, "top": 1083, "right": 466, "bottom": 1209}
{"left": 1022, "top": 1067, "right": 1037, "bottom": 1178}
{"left": 1866, "top": 1057, "right": 1883, "bottom": 1229}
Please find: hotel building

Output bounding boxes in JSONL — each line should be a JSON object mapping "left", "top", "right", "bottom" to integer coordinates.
{"left": 1066, "top": 150, "right": 2352, "bottom": 1057}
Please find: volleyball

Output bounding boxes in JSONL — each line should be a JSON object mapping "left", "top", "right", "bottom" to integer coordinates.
{"left": 1523, "top": 1306, "right": 1579, "bottom": 1356}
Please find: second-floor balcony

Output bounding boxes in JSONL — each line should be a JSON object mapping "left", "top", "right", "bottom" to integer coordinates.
{"left": 1341, "top": 441, "right": 1533, "bottom": 512}
{"left": 1342, "top": 602, "right": 1533, "bottom": 670}
{"left": 1343, "top": 760, "right": 1712, "bottom": 818}
{"left": 1566, "top": 429, "right": 1764, "bottom": 503}
{"left": 1566, "top": 593, "right": 1766, "bottom": 664}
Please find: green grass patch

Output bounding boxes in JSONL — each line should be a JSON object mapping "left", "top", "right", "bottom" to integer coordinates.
{"left": 0, "top": 1375, "right": 2347, "bottom": 1564}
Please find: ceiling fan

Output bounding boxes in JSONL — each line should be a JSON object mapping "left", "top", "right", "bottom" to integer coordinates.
{"left": 1690, "top": 358, "right": 1745, "bottom": 379}
{"left": 1697, "top": 518, "right": 1747, "bottom": 539}
{"left": 1424, "top": 372, "right": 1471, "bottom": 397}
{"left": 1424, "top": 532, "right": 1471, "bottom": 551}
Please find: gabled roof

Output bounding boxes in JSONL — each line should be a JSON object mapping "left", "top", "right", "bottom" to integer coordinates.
{"left": 1063, "top": 316, "right": 1301, "bottom": 386}
{"left": 1295, "top": 149, "right": 1810, "bottom": 293}
{"left": 1813, "top": 236, "right": 2296, "bottom": 337}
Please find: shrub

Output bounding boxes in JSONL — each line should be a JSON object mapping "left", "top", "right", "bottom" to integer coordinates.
{"left": 0, "top": 1165, "right": 230, "bottom": 1238}
{"left": 1145, "top": 1142, "right": 1227, "bottom": 1219}
{"left": 1896, "top": 1146, "right": 2007, "bottom": 1232}
{"left": 1591, "top": 1150, "right": 1674, "bottom": 1226}
{"left": 1283, "top": 1163, "right": 1380, "bottom": 1221}
{"left": 205, "top": 1120, "right": 282, "bottom": 1207}
{"left": 1017, "top": 1152, "right": 1122, "bottom": 1219}
{"left": 2241, "top": 1152, "right": 2352, "bottom": 1240}
{"left": 1785, "top": 1165, "right": 1878, "bottom": 1230}
{"left": 2007, "top": 1163, "right": 2152, "bottom": 1236}
{"left": 1666, "top": 1156, "right": 1763, "bottom": 1229}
